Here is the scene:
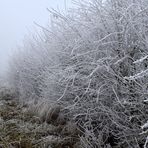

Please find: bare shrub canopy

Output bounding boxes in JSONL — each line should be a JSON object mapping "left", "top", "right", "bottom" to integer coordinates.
{"left": 8, "top": 0, "right": 148, "bottom": 147}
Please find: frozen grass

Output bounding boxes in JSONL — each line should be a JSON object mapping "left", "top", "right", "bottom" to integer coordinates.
{"left": 0, "top": 88, "right": 82, "bottom": 148}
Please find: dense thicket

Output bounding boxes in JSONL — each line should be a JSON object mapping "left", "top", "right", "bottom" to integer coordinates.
{"left": 8, "top": 0, "right": 148, "bottom": 147}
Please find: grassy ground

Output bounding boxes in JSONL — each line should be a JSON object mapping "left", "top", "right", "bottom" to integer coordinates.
{"left": 0, "top": 88, "right": 80, "bottom": 148}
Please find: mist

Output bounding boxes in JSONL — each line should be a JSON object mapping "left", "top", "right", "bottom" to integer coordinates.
{"left": 0, "top": 0, "right": 72, "bottom": 76}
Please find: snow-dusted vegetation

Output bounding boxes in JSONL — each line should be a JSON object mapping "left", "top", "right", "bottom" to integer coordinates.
{"left": 7, "top": 0, "right": 148, "bottom": 147}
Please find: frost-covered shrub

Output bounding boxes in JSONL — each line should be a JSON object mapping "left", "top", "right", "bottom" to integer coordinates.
{"left": 9, "top": 0, "right": 148, "bottom": 147}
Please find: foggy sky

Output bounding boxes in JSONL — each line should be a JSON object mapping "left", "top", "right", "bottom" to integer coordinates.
{"left": 0, "top": 0, "right": 72, "bottom": 75}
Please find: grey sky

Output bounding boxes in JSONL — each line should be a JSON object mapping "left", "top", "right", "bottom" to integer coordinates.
{"left": 0, "top": 0, "right": 72, "bottom": 75}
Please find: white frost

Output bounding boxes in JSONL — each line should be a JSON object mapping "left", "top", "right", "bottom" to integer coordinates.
{"left": 141, "top": 121, "right": 148, "bottom": 129}
{"left": 133, "top": 55, "right": 148, "bottom": 64}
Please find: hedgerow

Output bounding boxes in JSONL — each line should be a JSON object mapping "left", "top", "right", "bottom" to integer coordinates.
{"left": 8, "top": 0, "right": 148, "bottom": 147}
